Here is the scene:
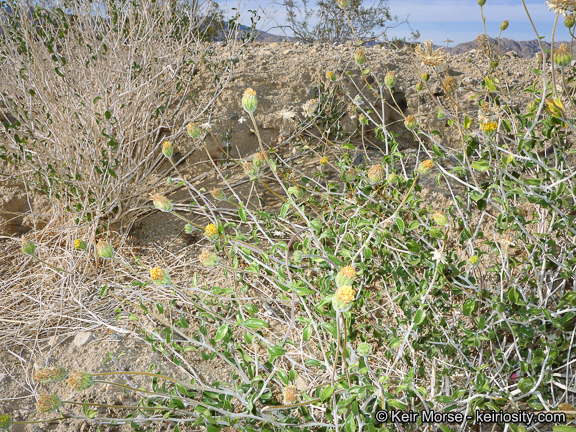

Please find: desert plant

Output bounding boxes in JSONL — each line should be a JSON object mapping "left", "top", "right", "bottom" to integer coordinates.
{"left": 276, "top": 0, "right": 419, "bottom": 44}
{"left": 0, "top": 0, "right": 253, "bottom": 237}
{"left": 5, "top": 0, "right": 576, "bottom": 431}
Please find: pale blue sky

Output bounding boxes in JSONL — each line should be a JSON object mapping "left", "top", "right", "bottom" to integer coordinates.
{"left": 215, "top": 0, "right": 572, "bottom": 44}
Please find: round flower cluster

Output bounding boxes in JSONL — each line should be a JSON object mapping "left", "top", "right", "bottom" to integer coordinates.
{"left": 204, "top": 223, "right": 220, "bottom": 241}
{"left": 34, "top": 367, "right": 68, "bottom": 384}
{"left": 67, "top": 371, "right": 95, "bottom": 391}
{"left": 333, "top": 285, "right": 356, "bottom": 312}
{"left": 150, "top": 267, "right": 171, "bottom": 287}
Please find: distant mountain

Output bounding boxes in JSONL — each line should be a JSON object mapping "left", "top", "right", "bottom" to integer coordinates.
{"left": 443, "top": 38, "right": 569, "bottom": 58}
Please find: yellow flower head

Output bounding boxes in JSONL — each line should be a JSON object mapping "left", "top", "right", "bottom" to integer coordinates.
{"left": 335, "top": 285, "right": 355, "bottom": 304}
{"left": 326, "top": 70, "right": 336, "bottom": 82}
{"left": 418, "top": 159, "right": 434, "bottom": 174}
{"left": 205, "top": 223, "right": 219, "bottom": 237}
{"left": 242, "top": 88, "right": 258, "bottom": 113}
{"left": 150, "top": 267, "right": 165, "bottom": 281}
{"left": 481, "top": 121, "right": 498, "bottom": 135}
{"left": 161, "top": 140, "right": 173, "bottom": 158}
{"left": 340, "top": 266, "right": 356, "bottom": 280}
{"left": 320, "top": 157, "right": 328, "bottom": 165}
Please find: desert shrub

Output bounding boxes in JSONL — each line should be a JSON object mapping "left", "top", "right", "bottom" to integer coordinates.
{"left": 0, "top": 0, "right": 253, "bottom": 235}
{"left": 277, "top": 0, "right": 419, "bottom": 45}
{"left": 4, "top": 0, "right": 576, "bottom": 431}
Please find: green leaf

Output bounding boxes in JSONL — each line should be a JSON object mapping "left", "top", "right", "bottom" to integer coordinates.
{"left": 463, "top": 115, "right": 472, "bottom": 129}
{"left": 434, "top": 396, "right": 455, "bottom": 404}
{"left": 55, "top": 66, "right": 65, "bottom": 77}
{"left": 414, "top": 309, "right": 426, "bottom": 325}
{"left": 320, "top": 385, "right": 334, "bottom": 401}
{"left": 387, "top": 399, "right": 408, "bottom": 410}
{"left": 238, "top": 206, "right": 247, "bottom": 222}
{"left": 517, "top": 377, "right": 535, "bottom": 394}
{"left": 342, "top": 142, "right": 355, "bottom": 150}
{"left": 214, "top": 323, "right": 229, "bottom": 342}
{"left": 345, "top": 413, "right": 357, "bottom": 432}
{"left": 553, "top": 427, "right": 576, "bottom": 432}
{"left": 303, "top": 325, "right": 312, "bottom": 342}
{"left": 294, "top": 286, "right": 315, "bottom": 296}
{"left": 280, "top": 202, "right": 290, "bottom": 219}
{"left": 471, "top": 160, "right": 490, "bottom": 171}
{"left": 243, "top": 319, "right": 268, "bottom": 329}
{"left": 463, "top": 299, "right": 477, "bottom": 316}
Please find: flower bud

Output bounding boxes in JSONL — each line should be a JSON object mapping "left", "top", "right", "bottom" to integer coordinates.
{"left": 34, "top": 367, "right": 68, "bottom": 384}
{"left": 357, "top": 342, "right": 371, "bottom": 357}
{"left": 387, "top": 173, "right": 398, "bottom": 184}
{"left": 326, "top": 70, "right": 336, "bottom": 82}
{"left": 554, "top": 43, "right": 573, "bottom": 69}
{"left": 333, "top": 285, "right": 355, "bottom": 312}
{"left": 166, "top": 177, "right": 174, "bottom": 185}
{"left": 74, "top": 239, "right": 87, "bottom": 251}
{"left": 384, "top": 71, "right": 396, "bottom": 89}
{"left": 252, "top": 152, "right": 266, "bottom": 168}
{"left": 287, "top": 186, "right": 303, "bottom": 198}
{"left": 345, "top": 168, "right": 357, "bottom": 183}
{"left": 468, "top": 255, "right": 479, "bottom": 266}
{"left": 367, "top": 164, "right": 384, "bottom": 184}
{"left": 437, "top": 107, "right": 446, "bottom": 120}
{"left": 211, "top": 188, "right": 227, "bottom": 201}
{"left": 359, "top": 113, "right": 369, "bottom": 125}
{"left": 500, "top": 20, "right": 509, "bottom": 31}
{"left": 0, "top": 413, "right": 11, "bottom": 430}
{"left": 565, "top": 14, "right": 575, "bottom": 28}
{"left": 184, "top": 224, "right": 194, "bottom": 234}
{"left": 150, "top": 193, "right": 173, "bottom": 212}
{"left": 337, "top": 0, "right": 350, "bottom": 8}
{"left": 292, "top": 250, "right": 304, "bottom": 263}
{"left": 96, "top": 240, "right": 114, "bottom": 259}
{"left": 199, "top": 249, "right": 219, "bottom": 267}
{"left": 204, "top": 223, "right": 219, "bottom": 241}
{"left": 186, "top": 123, "right": 202, "bottom": 139}
{"left": 355, "top": 49, "right": 366, "bottom": 66}
{"left": 243, "top": 161, "right": 259, "bottom": 180}
{"left": 517, "top": 427, "right": 527, "bottom": 432}
{"left": 21, "top": 238, "right": 36, "bottom": 256}
{"left": 150, "top": 266, "right": 171, "bottom": 287}
{"left": 415, "top": 81, "right": 423, "bottom": 92}
{"left": 404, "top": 114, "right": 418, "bottom": 131}
{"left": 527, "top": 100, "right": 538, "bottom": 114}
{"left": 336, "top": 265, "right": 356, "bottom": 288}
{"left": 67, "top": 372, "right": 94, "bottom": 391}
{"left": 417, "top": 159, "right": 434, "bottom": 174}
{"left": 478, "top": 0, "right": 486, "bottom": 5}
{"left": 37, "top": 394, "right": 62, "bottom": 413}
{"left": 242, "top": 88, "right": 258, "bottom": 113}
{"left": 432, "top": 211, "right": 449, "bottom": 227}
{"left": 422, "top": 73, "right": 430, "bottom": 82}
{"left": 161, "top": 141, "right": 173, "bottom": 158}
